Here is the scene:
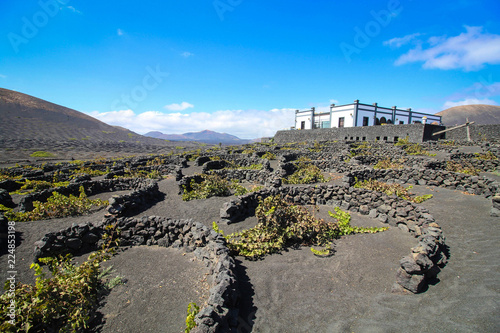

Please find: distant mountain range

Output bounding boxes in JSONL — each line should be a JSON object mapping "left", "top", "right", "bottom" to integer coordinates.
{"left": 144, "top": 130, "right": 253, "bottom": 145}
{"left": 436, "top": 104, "right": 500, "bottom": 126}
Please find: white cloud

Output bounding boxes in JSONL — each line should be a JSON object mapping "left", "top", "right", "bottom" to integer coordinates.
{"left": 329, "top": 99, "right": 339, "bottom": 105}
{"left": 164, "top": 102, "right": 194, "bottom": 111}
{"left": 0, "top": 74, "right": 6, "bottom": 79}
{"left": 117, "top": 29, "right": 124, "bottom": 36}
{"left": 65, "top": 6, "right": 83, "bottom": 14}
{"left": 383, "top": 33, "right": 422, "bottom": 48}
{"left": 443, "top": 98, "right": 498, "bottom": 109}
{"left": 393, "top": 26, "right": 500, "bottom": 71}
{"left": 181, "top": 51, "right": 194, "bottom": 58}
{"left": 88, "top": 108, "right": 297, "bottom": 139}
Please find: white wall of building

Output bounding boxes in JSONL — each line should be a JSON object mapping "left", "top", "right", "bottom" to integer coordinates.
{"left": 331, "top": 106, "right": 355, "bottom": 128}
{"left": 295, "top": 102, "right": 442, "bottom": 130}
{"left": 315, "top": 112, "right": 331, "bottom": 128}
{"left": 295, "top": 110, "right": 313, "bottom": 130}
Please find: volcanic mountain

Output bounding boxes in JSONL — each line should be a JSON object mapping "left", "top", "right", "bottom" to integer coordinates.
{"left": 436, "top": 104, "right": 500, "bottom": 126}
{"left": 0, "top": 88, "right": 167, "bottom": 145}
{"left": 145, "top": 130, "right": 252, "bottom": 145}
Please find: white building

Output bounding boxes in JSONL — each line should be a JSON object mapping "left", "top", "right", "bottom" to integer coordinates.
{"left": 295, "top": 100, "right": 442, "bottom": 130}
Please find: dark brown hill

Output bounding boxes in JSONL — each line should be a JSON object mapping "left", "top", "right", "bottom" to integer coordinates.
{"left": 0, "top": 88, "right": 168, "bottom": 145}
{"left": 436, "top": 104, "right": 500, "bottom": 126}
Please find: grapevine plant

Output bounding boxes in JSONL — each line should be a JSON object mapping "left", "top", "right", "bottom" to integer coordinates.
{"left": 354, "top": 179, "right": 433, "bottom": 203}
{"left": 0, "top": 224, "right": 121, "bottom": 332}
{"left": 0, "top": 186, "right": 108, "bottom": 222}
{"left": 214, "top": 195, "right": 388, "bottom": 259}
{"left": 283, "top": 160, "right": 328, "bottom": 184}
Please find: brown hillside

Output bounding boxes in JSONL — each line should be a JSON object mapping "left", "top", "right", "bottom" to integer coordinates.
{"left": 0, "top": 88, "right": 203, "bottom": 163}
{"left": 0, "top": 88, "right": 181, "bottom": 146}
{"left": 436, "top": 104, "right": 500, "bottom": 126}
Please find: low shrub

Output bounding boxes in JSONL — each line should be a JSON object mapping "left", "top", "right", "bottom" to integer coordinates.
{"left": 354, "top": 179, "right": 433, "bottom": 203}
{"left": 373, "top": 158, "right": 405, "bottom": 170}
{"left": 446, "top": 161, "right": 480, "bottom": 176}
{"left": 283, "top": 161, "right": 327, "bottom": 184}
{"left": 395, "top": 137, "right": 435, "bottom": 156}
{"left": 1, "top": 186, "right": 108, "bottom": 221}
{"left": 185, "top": 302, "right": 200, "bottom": 333}
{"left": 215, "top": 196, "right": 387, "bottom": 259}
{"left": 474, "top": 151, "right": 497, "bottom": 160}
{"left": 261, "top": 152, "right": 276, "bottom": 160}
{"left": 182, "top": 174, "right": 232, "bottom": 201}
{"left": 0, "top": 225, "right": 120, "bottom": 332}
{"left": 30, "top": 151, "right": 54, "bottom": 158}
{"left": 10, "top": 179, "right": 71, "bottom": 195}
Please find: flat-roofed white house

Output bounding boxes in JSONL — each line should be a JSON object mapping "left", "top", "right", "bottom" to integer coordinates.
{"left": 295, "top": 100, "right": 442, "bottom": 130}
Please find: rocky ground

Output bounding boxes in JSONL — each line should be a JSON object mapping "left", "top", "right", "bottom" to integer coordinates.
{"left": 0, "top": 139, "right": 499, "bottom": 332}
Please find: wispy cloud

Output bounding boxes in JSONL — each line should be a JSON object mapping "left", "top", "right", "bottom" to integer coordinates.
{"left": 164, "top": 102, "right": 194, "bottom": 111}
{"left": 65, "top": 6, "right": 83, "bottom": 14}
{"left": 181, "top": 51, "right": 194, "bottom": 58}
{"left": 383, "top": 33, "right": 422, "bottom": 48}
{"left": 117, "top": 29, "right": 124, "bottom": 36}
{"left": 447, "top": 80, "right": 500, "bottom": 101}
{"left": 443, "top": 98, "right": 498, "bottom": 109}
{"left": 390, "top": 26, "right": 500, "bottom": 71}
{"left": 88, "top": 108, "right": 296, "bottom": 139}
{"left": 0, "top": 74, "right": 6, "bottom": 79}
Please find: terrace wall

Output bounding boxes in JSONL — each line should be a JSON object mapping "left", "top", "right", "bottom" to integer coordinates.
{"left": 273, "top": 124, "right": 445, "bottom": 143}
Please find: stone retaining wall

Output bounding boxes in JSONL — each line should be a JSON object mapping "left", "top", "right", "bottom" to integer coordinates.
{"left": 33, "top": 216, "right": 239, "bottom": 333}
{"left": 18, "top": 178, "right": 149, "bottom": 212}
{"left": 346, "top": 168, "right": 499, "bottom": 197}
{"left": 273, "top": 124, "right": 444, "bottom": 143}
{"left": 105, "top": 179, "right": 161, "bottom": 217}
{"left": 444, "top": 124, "right": 500, "bottom": 142}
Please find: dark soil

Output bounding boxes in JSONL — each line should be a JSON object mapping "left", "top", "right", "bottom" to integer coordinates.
{"left": 1, "top": 152, "right": 499, "bottom": 332}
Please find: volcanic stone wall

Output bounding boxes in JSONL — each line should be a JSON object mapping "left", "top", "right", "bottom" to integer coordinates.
{"left": 444, "top": 124, "right": 500, "bottom": 142}
{"left": 17, "top": 178, "right": 156, "bottom": 212}
{"left": 346, "top": 168, "right": 499, "bottom": 197}
{"left": 218, "top": 184, "right": 448, "bottom": 294}
{"left": 33, "top": 217, "right": 239, "bottom": 333}
{"left": 273, "top": 124, "right": 444, "bottom": 143}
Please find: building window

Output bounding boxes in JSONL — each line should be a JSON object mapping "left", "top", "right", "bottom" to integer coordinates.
{"left": 399, "top": 120, "right": 404, "bottom": 124}
{"left": 301, "top": 121, "right": 305, "bottom": 130}
{"left": 380, "top": 116, "right": 387, "bottom": 124}
{"left": 338, "top": 117, "right": 345, "bottom": 128}
{"left": 362, "top": 117, "right": 369, "bottom": 126}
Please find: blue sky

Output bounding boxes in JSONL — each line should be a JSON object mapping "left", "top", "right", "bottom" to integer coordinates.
{"left": 1, "top": 0, "right": 500, "bottom": 139}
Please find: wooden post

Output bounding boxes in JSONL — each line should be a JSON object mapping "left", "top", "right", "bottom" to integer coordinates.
{"left": 466, "top": 118, "right": 471, "bottom": 142}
